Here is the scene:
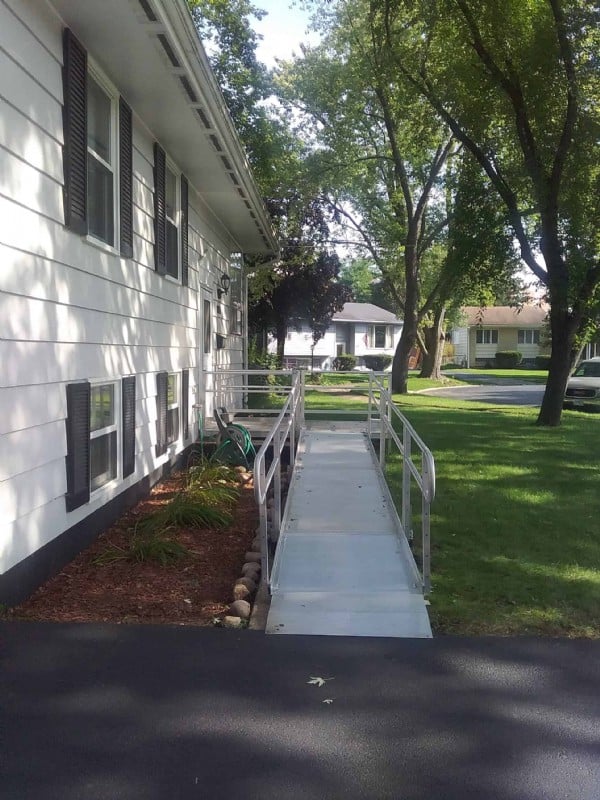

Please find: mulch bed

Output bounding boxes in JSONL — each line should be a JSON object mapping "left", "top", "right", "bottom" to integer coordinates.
{"left": 7, "top": 469, "right": 258, "bottom": 626}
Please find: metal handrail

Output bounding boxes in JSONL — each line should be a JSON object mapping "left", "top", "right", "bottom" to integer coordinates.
{"left": 367, "top": 376, "right": 436, "bottom": 595}
{"left": 253, "top": 370, "right": 304, "bottom": 586}
{"left": 207, "top": 369, "right": 296, "bottom": 415}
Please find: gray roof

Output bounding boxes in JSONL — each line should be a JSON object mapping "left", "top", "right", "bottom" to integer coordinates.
{"left": 332, "top": 303, "right": 403, "bottom": 324}
{"left": 462, "top": 305, "right": 549, "bottom": 327}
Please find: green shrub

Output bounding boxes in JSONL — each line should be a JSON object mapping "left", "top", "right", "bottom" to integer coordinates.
{"left": 495, "top": 350, "right": 523, "bottom": 368}
{"left": 535, "top": 354, "right": 551, "bottom": 370}
{"left": 363, "top": 355, "right": 392, "bottom": 371}
{"left": 136, "top": 492, "right": 233, "bottom": 535}
{"left": 441, "top": 362, "right": 464, "bottom": 370}
{"left": 332, "top": 354, "right": 357, "bottom": 371}
{"left": 94, "top": 531, "right": 189, "bottom": 566}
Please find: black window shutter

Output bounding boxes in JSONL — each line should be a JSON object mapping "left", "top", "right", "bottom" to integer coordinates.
{"left": 62, "top": 29, "right": 87, "bottom": 235}
{"left": 181, "top": 368, "right": 189, "bottom": 441}
{"left": 122, "top": 376, "right": 136, "bottom": 478}
{"left": 180, "top": 175, "right": 189, "bottom": 287}
{"left": 153, "top": 143, "right": 167, "bottom": 275}
{"left": 65, "top": 382, "right": 90, "bottom": 511}
{"left": 155, "top": 371, "right": 168, "bottom": 457}
{"left": 119, "top": 98, "right": 134, "bottom": 259}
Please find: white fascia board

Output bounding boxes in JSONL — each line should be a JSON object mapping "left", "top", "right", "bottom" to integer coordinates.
{"left": 156, "top": 0, "right": 278, "bottom": 254}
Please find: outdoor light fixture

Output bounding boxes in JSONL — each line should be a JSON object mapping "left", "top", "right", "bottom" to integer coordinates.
{"left": 217, "top": 273, "right": 231, "bottom": 299}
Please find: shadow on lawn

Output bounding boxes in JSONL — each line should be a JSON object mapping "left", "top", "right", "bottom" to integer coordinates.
{"left": 386, "top": 406, "right": 600, "bottom": 635}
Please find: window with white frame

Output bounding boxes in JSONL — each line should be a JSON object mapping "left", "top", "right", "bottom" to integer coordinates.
{"left": 476, "top": 329, "right": 498, "bottom": 344}
{"left": 87, "top": 71, "right": 116, "bottom": 246}
{"left": 90, "top": 382, "right": 118, "bottom": 492}
{"left": 165, "top": 164, "right": 179, "bottom": 279}
{"left": 518, "top": 329, "right": 540, "bottom": 345}
{"left": 371, "top": 324, "right": 391, "bottom": 349}
{"left": 166, "top": 372, "right": 179, "bottom": 444}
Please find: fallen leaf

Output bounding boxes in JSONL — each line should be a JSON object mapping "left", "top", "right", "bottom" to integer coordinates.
{"left": 322, "top": 698, "right": 334, "bottom": 705}
{"left": 307, "top": 676, "right": 334, "bottom": 688}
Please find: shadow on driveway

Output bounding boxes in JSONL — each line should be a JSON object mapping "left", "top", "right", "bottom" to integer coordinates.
{"left": 2, "top": 622, "right": 600, "bottom": 799}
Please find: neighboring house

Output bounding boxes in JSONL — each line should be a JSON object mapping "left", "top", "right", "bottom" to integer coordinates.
{"left": 450, "top": 306, "right": 550, "bottom": 367}
{"left": 0, "top": 0, "right": 276, "bottom": 605}
{"left": 269, "top": 303, "right": 403, "bottom": 370}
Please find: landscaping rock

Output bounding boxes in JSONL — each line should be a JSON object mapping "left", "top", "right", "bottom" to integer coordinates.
{"left": 251, "top": 536, "right": 261, "bottom": 551}
{"left": 232, "top": 583, "right": 251, "bottom": 601}
{"left": 236, "top": 576, "right": 257, "bottom": 592}
{"left": 222, "top": 615, "right": 243, "bottom": 629}
{"left": 242, "top": 562, "right": 261, "bottom": 578}
{"left": 244, "top": 551, "right": 261, "bottom": 563}
{"left": 229, "top": 600, "right": 251, "bottom": 620}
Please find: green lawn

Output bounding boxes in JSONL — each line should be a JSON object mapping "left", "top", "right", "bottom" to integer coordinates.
{"left": 388, "top": 394, "right": 600, "bottom": 637}
{"left": 248, "top": 378, "right": 600, "bottom": 635}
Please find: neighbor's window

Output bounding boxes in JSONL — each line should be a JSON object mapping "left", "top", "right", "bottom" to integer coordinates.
{"left": 371, "top": 325, "right": 390, "bottom": 348}
{"left": 90, "top": 383, "right": 118, "bottom": 491}
{"left": 166, "top": 373, "right": 179, "bottom": 444}
{"left": 87, "top": 72, "right": 115, "bottom": 245}
{"left": 518, "top": 329, "right": 540, "bottom": 345}
{"left": 165, "top": 165, "right": 179, "bottom": 279}
{"left": 476, "top": 329, "right": 498, "bottom": 344}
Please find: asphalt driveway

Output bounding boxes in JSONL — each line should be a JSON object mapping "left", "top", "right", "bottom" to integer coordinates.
{"left": 2, "top": 622, "right": 600, "bottom": 800}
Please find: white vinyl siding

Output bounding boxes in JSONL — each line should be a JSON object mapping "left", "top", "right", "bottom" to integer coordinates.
{"left": 0, "top": 0, "right": 242, "bottom": 579}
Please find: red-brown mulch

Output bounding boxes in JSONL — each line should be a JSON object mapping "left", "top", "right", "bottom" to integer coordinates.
{"left": 8, "top": 469, "right": 258, "bottom": 626}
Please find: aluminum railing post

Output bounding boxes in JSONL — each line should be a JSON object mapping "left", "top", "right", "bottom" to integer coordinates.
{"left": 378, "top": 391, "right": 385, "bottom": 468}
{"left": 367, "top": 373, "right": 372, "bottom": 437}
{"left": 422, "top": 463, "right": 431, "bottom": 595}
{"left": 258, "top": 471, "right": 270, "bottom": 586}
{"left": 402, "top": 425, "right": 412, "bottom": 542}
{"left": 273, "top": 427, "right": 282, "bottom": 540}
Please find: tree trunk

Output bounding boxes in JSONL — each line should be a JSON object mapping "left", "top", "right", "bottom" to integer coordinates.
{"left": 392, "top": 224, "right": 421, "bottom": 393}
{"left": 537, "top": 303, "right": 578, "bottom": 426}
{"left": 419, "top": 306, "right": 446, "bottom": 379}
{"left": 275, "top": 319, "right": 286, "bottom": 368}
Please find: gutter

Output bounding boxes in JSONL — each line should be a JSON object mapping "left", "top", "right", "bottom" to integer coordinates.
{"left": 155, "top": 0, "right": 278, "bottom": 254}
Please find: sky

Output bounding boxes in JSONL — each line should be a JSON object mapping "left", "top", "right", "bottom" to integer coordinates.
{"left": 252, "top": 0, "right": 318, "bottom": 66}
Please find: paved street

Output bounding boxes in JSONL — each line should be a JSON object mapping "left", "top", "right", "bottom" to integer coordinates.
{"left": 2, "top": 622, "right": 600, "bottom": 800}
{"left": 430, "top": 382, "right": 545, "bottom": 406}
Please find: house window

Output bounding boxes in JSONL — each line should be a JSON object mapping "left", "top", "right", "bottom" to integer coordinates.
{"left": 518, "top": 329, "right": 540, "bottom": 345}
{"left": 90, "top": 382, "right": 118, "bottom": 492}
{"left": 87, "top": 72, "right": 116, "bottom": 246}
{"left": 165, "top": 164, "right": 179, "bottom": 279}
{"left": 371, "top": 325, "right": 391, "bottom": 349}
{"left": 166, "top": 372, "right": 179, "bottom": 444}
{"left": 476, "top": 329, "right": 498, "bottom": 344}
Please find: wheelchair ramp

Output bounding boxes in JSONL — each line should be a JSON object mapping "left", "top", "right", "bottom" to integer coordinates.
{"left": 267, "top": 426, "right": 432, "bottom": 638}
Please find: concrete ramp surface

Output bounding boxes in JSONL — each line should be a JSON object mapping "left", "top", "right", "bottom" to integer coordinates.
{"left": 267, "top": 426, "right": 431, "bottom": 637}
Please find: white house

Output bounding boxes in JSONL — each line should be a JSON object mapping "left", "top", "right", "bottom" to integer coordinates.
{"left": 0, "top": 0, "right": 276, "bottom": 604}
{"left": 270, "top": 302, "right": 403, "bottom": 369}
{"left": 449, "top": 305, "right": 550, "bottom": 367}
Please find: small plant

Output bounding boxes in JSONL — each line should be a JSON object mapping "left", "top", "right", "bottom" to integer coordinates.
{"left": 94, "top": 529, "right": 189, "bottom": 566}
{"left": 332, "top": 354, "right": 357, "bottom": 371}
{"left": 495, "top": 350, "right": 523, "bottom": 368}
{"left": 136, "top": 492, "right": 233, "bottom": 535}
{"left": 535, "top": 354, "right": 551, "bottom": 370}
{"left": 363, "top": 355, "right": 392, "bottom": 371}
